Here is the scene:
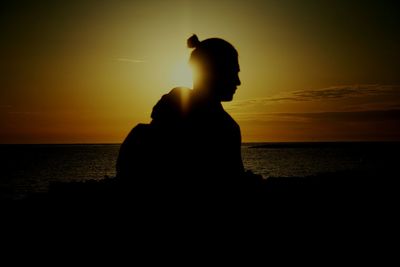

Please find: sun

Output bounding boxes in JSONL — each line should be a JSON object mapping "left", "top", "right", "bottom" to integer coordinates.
{"left": 170, "top": 59, "right": 193, "bottom": 88}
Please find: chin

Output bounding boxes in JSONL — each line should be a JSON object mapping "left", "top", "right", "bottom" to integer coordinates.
{"left": 220, "top": 94, "right": 234, "bottom": 102}
{"left": 221, "top": 89, "right": 236, "bottom": 102}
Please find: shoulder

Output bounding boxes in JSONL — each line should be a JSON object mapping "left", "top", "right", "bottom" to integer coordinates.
{"left": 151, "top": 87, "right": 193, "bottom": 123}
{"left": 122, "top": 123, "right": 153, "bottom": 146}
{"left": 163, "top": 87, "right": 192, "bottom": 108}
{"left": 156, "top": 87, "right": 192, "bottom": 103}
{"left": 168, "top": 87, "right": 192, "bottom": 97}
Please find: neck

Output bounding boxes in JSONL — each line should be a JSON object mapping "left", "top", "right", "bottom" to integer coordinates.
{"left": 193, "top": 84, "right": 220, "bottom": 104}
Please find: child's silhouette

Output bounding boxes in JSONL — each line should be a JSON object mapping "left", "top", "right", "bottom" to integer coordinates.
{"left": 117, "top": 35, "right": 250, "bottom": 194}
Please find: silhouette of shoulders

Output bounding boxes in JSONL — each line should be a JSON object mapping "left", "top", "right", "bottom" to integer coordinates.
{"left": 151, "top": 87, "right": 240, "bottom": 131}
{"left": 151, "top": 87, "right": 191, "bottom": 125}
{"left": 117, "top": 87, "right": 244, "bottom": 183}
{"left": 117, "top": 35, "right": 247, "bottom": 194}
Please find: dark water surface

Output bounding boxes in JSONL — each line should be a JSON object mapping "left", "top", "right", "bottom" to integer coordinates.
{"left": 0, "top": 142, "right": 397, "bottom": 196}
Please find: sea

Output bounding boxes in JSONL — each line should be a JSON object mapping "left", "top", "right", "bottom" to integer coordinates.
{"left": 0, "top": 142, "right": 398, "bottom": 198}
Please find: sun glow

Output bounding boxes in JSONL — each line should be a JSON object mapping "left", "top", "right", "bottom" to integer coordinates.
{"left": 170, "top": 59, "right": 193, "bottom": 89}
{"left": 3, "top": 0, "right": 399, "bottom": 144}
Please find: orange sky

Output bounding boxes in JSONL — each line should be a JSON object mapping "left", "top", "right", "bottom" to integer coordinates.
{"left": 1, "top": 0, "right": 400, "bottom": 143}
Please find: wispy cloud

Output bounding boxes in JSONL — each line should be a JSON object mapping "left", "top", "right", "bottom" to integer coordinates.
{"left": 234, "top": 109, "right": 400, "bottom": 123}
{"left": 226, "top": 84, "right": 400, "bottom": 128}
{"left": 228, "top": 84, "right": 400, "bottom": 110}
{"left": 275, "top": 109, "right": 400, "bottom": 122}
{"left": 115, "top": 58, "right": 146, "bottom": 63}
{"left": 289, "top": 84, "right": 400, "bottom": 101}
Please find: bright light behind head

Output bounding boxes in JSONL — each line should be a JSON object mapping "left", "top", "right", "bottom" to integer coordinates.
{"left": 170, "top": 59, "right": 193, "bottom": 88}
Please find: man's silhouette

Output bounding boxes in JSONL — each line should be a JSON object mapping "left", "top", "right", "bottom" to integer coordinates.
{"left": 117, "top": 35, "right": 247, "bottom": 194}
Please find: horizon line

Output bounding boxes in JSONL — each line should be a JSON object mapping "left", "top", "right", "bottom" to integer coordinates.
{"left": 1, "top": 140, "right": 400, "bottom": 145}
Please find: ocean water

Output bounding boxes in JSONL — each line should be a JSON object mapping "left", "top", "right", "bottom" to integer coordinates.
{"left": 0, "top": 142, "right": 397, "bottom": 196}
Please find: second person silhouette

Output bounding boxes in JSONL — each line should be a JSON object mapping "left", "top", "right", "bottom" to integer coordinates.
{"left": 117, "top": 34, "right": 246, "bottom": 195}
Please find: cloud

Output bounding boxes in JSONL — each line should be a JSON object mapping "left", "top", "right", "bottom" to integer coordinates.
{"left": 231, "top": 84, "right": 400, "bottom": 108}
{"left": 225, "top": 84, "right": 400, "bottom": 117}
{"left": 276, "top": 109, "right": 400, "bottom": 122}
{"left": 230, "top": 85, "right": 400, "bottom": 141}
{"left": 235, "top": 109, "right": 400, "bottom": 124}
{"left": 290, "top": 84, "right": 400, "bottom": 101}
{"left": 115, "top": 58, "right": 146, "bottom": 63}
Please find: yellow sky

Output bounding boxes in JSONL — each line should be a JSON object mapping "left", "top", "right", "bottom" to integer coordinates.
{"left": 1, "top": 0, "right": 399, "bottom": 143}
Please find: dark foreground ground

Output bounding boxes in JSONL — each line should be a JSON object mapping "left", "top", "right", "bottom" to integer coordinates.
{"left": 2, "top": 167, "right": 397, "bottom": 213}
{"left": 1, "top": 168, "right": 398, "bottom": 253}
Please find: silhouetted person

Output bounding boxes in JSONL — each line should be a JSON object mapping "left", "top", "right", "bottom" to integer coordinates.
{"left": 117, "top": 35, "right": 248, "bottom": 195}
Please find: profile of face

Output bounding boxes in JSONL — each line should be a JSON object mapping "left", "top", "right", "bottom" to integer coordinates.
{"left": 208, "top": 57, "right": 241, "bottom": 102}
{"left": 188, "top": 35, "right": 241, "bottom": 102}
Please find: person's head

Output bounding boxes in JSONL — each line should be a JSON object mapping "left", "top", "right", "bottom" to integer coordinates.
{"left": 188, "top": 34, "right": 241, "bottom": 102}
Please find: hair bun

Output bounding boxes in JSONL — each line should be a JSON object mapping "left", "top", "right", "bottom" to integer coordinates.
{"left": 187, "top": 34, "right": 201, "bottom": 48}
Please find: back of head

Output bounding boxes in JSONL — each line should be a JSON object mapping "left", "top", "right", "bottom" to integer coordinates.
{"left": 187, "top": 34, "right": 241, "bottom": 102}
{"left": 188, "top": 34, "right": 238, "bottom": 70}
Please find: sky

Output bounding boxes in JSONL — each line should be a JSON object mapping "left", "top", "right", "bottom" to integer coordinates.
{"left": 1, "top": 0, "right": 399, "bottom": 143}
